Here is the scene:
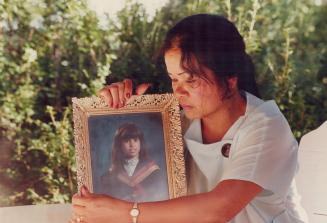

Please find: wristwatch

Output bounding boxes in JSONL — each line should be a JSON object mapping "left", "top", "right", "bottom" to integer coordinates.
{"left": 130, "top": 202, "right": 140, "bottom": 223}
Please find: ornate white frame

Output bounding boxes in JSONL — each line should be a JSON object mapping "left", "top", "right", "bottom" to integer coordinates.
{"left": 72, "top": 94, "right": 187, "bottom": 199}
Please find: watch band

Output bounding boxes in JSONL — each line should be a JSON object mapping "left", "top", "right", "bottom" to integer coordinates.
{"left": 130, "top": 202, "right": 140, "bottom": 223}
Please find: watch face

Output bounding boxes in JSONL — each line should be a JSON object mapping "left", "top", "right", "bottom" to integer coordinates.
{"left": 130, "top": 208, "right": 140, "bottom": 217}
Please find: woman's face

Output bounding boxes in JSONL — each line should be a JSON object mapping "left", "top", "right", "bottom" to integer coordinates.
{"left": 164, "top": 49, "right": 225, "bottom": 120}
{"left": 121, "top": 137, "right": 141, "bottom": 159}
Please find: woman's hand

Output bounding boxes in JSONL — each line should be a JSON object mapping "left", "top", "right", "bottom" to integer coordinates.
{"left": 70, "top": 186, "right": 131, "bottom": 223}
{"left": 98, "top": 79, "right": 152, "bottom": 108}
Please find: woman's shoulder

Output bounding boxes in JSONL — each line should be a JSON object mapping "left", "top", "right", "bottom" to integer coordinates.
{"left": 236, "top": 93, "right": 296, "bottom": 143}
{"left": 245, "top": 92, "right": 281, "bottom": 118}
{"left": 243, "top": 93, "right": 289, "bottom": 127}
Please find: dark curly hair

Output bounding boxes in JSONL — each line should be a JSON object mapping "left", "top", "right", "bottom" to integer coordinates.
{"left": 159, "top": 14, "right": 260, "bottom": 99}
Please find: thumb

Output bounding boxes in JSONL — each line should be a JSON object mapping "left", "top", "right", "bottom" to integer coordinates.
{"left": 80, "top": 185, "right": 92, "bottom": 197}
{"left": 135, "top": 83, "right": 152, "bottom": 95}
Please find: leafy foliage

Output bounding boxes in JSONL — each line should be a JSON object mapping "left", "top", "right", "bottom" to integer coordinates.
{"left": 0, "top": 0, "right": 111, "bottom": 206}
{"left": 0, "top": 0, "right": 326, "bottom": 206}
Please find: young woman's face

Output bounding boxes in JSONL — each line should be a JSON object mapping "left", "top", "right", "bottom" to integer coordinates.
{"left": 121, "top": 137, "right": 141, "bottom": 159}
{"left": 164, "top": 49, "right": 225, "bottom": 119}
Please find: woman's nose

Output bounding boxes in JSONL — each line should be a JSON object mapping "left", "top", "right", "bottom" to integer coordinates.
{"left": 173, "top": 83, "right": 188, "bottom": 98}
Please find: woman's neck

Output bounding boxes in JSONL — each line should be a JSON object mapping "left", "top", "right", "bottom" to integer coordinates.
{"left": 125, "top": 156, "right": 139, "bottom": 162}
{"left": 201, "top": 93, "right": 246, "bottom": 144}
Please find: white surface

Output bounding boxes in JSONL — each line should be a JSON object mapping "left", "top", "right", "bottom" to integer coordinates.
{"left": 0, "top": 204, "right": 72, "bottom": 223}
{"left": 87, "top": 0, "right": 169, "bottom": 28}
{"left": 88, "top": 0, "right": 168, "bottom": 18}
{"left": 296, "top": 121, "right": 327, "bottom": 223}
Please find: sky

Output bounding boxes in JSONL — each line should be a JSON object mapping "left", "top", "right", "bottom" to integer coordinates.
{"left": 87, "top": 0, "right": 169, "bottom": 19}
{"left": 87, "top": 0, "right": 325, "bottom": 22}
{"left": 87, "top": 0, "right": 325, "bottom": 16}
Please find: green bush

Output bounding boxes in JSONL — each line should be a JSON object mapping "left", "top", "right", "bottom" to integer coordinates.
{"left": 0, "top": 0, "right": 326, "bottom": 206}
{"left": 0, "top": 0, "right": 112, "bottom": 206}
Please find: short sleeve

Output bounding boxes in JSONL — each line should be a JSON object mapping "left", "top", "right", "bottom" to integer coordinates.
{"left": 221, "top": 107, "right": 298, "bottom": 199}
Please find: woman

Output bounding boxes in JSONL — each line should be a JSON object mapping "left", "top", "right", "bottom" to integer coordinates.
{"left": 71, "top": 14, "right": 308, "bottom": 223}
{"left": 100, "top": 122, "right": 167, "bottom": 202}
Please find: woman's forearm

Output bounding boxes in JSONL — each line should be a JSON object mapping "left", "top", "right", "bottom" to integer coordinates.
{"left": 136, "top": 180, "right": 262, "bottom": 223}
{"left": 71, "top": 180, "right": 261, "bottom": 223}
{"left": 138, "top": 192, "right": 226, "bottom": 223}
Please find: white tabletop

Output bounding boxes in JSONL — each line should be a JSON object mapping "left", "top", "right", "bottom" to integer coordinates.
{"left": 0, "top": 204, "right": 72, "bottom": 223}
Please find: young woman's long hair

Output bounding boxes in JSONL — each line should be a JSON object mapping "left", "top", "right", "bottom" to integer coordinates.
{"left": 109, "top": 123, "right": 149, "bottom": 174}
{"left": 158, "top": 14, "right": 260, "bottom": 99}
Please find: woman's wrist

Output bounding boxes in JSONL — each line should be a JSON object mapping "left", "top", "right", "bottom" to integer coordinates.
{"left": 105, "top": 198, "right": 133, "bottom": 223}
{"left": 121, "top": 200, "right": 137, "bottom": 223}
{"left": 129, "top": 202, "right": 140, "bottom": 223}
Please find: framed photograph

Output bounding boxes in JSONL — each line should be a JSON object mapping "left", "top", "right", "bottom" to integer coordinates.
{"left": 72, "top": 94, "right": 186, "bottom": 202}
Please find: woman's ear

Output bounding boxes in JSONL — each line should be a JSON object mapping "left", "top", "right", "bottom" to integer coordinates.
{"left": 227, "top": 76, "right": 238, "bottom": 90}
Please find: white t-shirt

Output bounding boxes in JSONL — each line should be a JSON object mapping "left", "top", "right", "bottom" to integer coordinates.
{"left": 183, "top": 92, "right": 309, "bottom": 223}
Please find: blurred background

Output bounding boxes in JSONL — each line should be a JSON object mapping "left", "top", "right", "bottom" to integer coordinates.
{"left": 0, "top": 0, "right": 326, "bottom": 207}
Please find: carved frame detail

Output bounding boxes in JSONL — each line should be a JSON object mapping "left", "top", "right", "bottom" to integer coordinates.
{"left": 72, "top": 94, "right": 187, "bottom": 199}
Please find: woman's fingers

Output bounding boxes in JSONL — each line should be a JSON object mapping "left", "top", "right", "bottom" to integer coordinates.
{"left": 70, "top": 212, "right": 87, "bottom": 223}
{"left": 98, "top": 86, "right": 113, "bottom": 107}
{"left": 72, "top": 204, "right": 87, "bottom": 216}
{"left": 136, "top": 83, "right": 152, "bottom": 95}
{"left": 115, "top": 82, "right": 125, "bottom": 106}
{"left": 72, "top": 193, "right": 80, "bottom": 199}
{"left": 98, "top": 79, "right": 152, "bottom": 108}
{"left": 108, "top": 85, "right": 120, "bottom": 108}
{"left": 72, "top": 195, "right": 92, "bottom": 207}
{"left": 98, "top": 81, "right": 126, "bottom": 108}
{"left": 80, "top": 185, "right": 92, "bottom": 197}
{"left": 123, "top": 79, "right": 133, "bottom": 100}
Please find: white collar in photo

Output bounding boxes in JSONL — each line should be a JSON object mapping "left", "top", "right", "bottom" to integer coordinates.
{"left": 124, "top": 157, "right": 139, "bottom": 176}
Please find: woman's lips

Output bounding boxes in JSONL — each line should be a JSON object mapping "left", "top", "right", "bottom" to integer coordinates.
{"left": 180, "top": 104, "right": 193, "bottom": 110}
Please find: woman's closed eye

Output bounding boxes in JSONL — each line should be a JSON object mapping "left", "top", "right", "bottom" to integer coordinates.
{"left": 186, "top": 77, "right": 201, "bottom": 88}
{"left": 186, "top": 78, "right": 196, "bottom": 83}
{"left": 171, "top": 78, "right": 178, "bottom": 83}
{"left": 168, "top": 72, "right": 201, "bottom": 88}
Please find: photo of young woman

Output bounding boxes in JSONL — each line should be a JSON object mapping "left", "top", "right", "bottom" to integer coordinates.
{"left": 99, "top": 122, "right": 168, "bottom": 202}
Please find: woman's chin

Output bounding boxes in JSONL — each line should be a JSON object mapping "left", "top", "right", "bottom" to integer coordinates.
{"left": 183, "top": 109, "right": 201, "bottom": 120}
